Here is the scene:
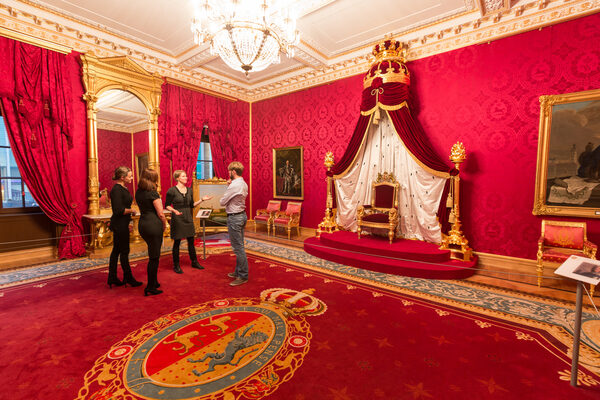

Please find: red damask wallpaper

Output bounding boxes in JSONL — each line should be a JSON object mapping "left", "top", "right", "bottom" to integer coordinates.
{"left": 97, "top": 129, "right": 132, "bottom": 193}
{"left": 252, "top": 13, "right": 600, "bottom": 259}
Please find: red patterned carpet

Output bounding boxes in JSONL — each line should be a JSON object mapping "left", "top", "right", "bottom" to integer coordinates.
{"left": 0, "top": 252, "right": 598, "bottom": 399}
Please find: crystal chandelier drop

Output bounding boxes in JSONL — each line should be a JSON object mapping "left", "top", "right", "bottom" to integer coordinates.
{"left": 191, "top": 0, "right": 300, "bottom": 76}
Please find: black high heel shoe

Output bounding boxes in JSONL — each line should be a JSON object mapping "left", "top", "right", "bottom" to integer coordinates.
{"left": 107, "top": 278, "right": 124, "bottom": 289}
{"left": 144, "top": 288, "right": 163, "bottom": 296}
{"left": 191, "top": 260, "right": 204, "bottom": 270}
{"left": 124, "top": 278, "right": 143, "bottom": 287}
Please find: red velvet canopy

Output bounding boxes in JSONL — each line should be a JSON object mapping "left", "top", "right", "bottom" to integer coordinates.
{"left": 329, "top": 39, "right": 455, "bottom": 233}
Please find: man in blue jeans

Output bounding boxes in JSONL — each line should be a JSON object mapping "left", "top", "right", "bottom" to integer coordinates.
{"left": 220, "top": 161, "right": 249, "bottom": 286}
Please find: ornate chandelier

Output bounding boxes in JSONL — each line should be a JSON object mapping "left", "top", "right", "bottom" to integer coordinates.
{"left": 191, "top": 0, "right": 300, "bottom": 76}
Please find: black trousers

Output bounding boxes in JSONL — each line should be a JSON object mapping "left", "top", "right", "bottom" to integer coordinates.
{"left": 108, "top": 224, "right": 133, "bottom": 280}
{"left": 139, "top": 218, "right": 163, "bottom": 290}
{"left": 172, "top": 237, "right": 198, "bottom": 266}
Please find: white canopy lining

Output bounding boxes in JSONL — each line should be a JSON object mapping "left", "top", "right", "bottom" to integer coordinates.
{"left": 333, "top": 111, "right": 447, "bottom": 244}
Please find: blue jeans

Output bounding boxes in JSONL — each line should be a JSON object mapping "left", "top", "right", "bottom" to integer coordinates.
{"left": 227, "top": 213, "right": 248, "bottom": 279}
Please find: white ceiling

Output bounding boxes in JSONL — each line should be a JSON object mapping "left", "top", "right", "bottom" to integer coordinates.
{"left": 6, "top": 0, "right": 594, "bottom": 100}
{"left": 23, "top": 0, "right": 475, "bottom": 84}
{"left": 96, "top": 89, "right": 147, "bottom": 131}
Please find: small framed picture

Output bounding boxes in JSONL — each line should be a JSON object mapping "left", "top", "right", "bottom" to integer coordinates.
{"left": 196, "top": 209, "right": 213, "bottom": 219}
{"left": 554, "top": 255, "right": 600, "bottom": 285}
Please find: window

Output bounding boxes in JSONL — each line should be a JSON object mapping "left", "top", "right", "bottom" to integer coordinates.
{"left": 0, "top": 116, "right": 38, "bottom": 209}
{"left": 196, "top": 126, "right": 215, "bottom": 180}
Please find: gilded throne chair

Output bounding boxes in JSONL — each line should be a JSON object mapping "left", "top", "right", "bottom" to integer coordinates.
{"left": 254, "top": 200, "right": 282, "bottom": 235}
{"left": 537, "top": 220, "right": 597, "bottom": 296}
{"left": 356, "top": 172, "right": 400, "bottom": 244}
{"left": 273, "top": 201, "right": 302, "bottom": 240}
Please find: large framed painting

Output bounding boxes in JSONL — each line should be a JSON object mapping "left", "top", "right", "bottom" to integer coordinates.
{"left": 533, "top": 89, "right": 600, "bottom": 218}
{"left": 192, "top": 177, "right": 229, "bottom": 233}
{"left": 273, "top": 146, "right": 304, "bottom": 200}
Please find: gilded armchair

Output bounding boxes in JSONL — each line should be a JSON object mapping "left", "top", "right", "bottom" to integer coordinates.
{"left": 254, "top": 200, "right": 282, "bottom": 235}
{"left": 273, "top": 201, "right": 302, "bottom": 240}
{"left": 537, "top": 220, "right": 597, "bottom": 296}
{"left": 356, "top": 172, "right": 400, "bottom": 244}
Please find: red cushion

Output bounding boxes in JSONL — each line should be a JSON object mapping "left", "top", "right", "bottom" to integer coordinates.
{"left": 274, "top": 217, "right": 290, "bottom": 225}
{"left": 266, "top": 201, "right": 281, "bottom": 212}
{"left": 99, "top": 194, "right": 109, "bottom": 208}
{"left": 544, "top": 225, "right": 584, "bottom": 249}
{"left": 374, "top": 185, "right": 395, "bottom": 208}
{"left": 285, "top": 202, "right": 302, "bottom": 215}
{"left": 541, "top": 248, "right": 583, "bottom": 263}
{"left": 362, "top": 213, "right": 391, "bottom": 223}
{"left": 255, "top": 215, "right": 270, "bottom": 222}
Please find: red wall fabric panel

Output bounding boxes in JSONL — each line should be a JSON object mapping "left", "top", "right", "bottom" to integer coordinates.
{"left": 97, "top": 129, "right": 132, "bottom": 193}
{"left": 252, "top": 13, "right": 600, "bottom": 259}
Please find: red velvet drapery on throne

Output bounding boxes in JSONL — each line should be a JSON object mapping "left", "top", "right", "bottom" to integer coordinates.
{"left": 329, "top": 40, "right": 455, "bottom": 233}
{"left": 0, "top": 37, "right": 86, "bottom": 258}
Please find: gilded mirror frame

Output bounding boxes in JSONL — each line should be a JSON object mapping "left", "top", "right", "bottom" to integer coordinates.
{"left": 80, "top": 53, "right": 162, "bottom": 215}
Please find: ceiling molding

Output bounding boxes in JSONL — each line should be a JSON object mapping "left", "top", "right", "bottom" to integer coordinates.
{"left": 97, "top": 120, "right": 147, "bottom": 133}
{"left": 0, "top": 0, "right": 598, "bottom": 103}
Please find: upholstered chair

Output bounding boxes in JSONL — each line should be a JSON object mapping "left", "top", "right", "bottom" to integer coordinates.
{"left": 273, "top": 201, "right": 302, "bottom": 239}
{"left": 537, "top": 220, "right": 597, "bottom": 296}
{"left": 254, "top": 200, "right": 282, "bottom": 235}
{"left": 356, "top": 172, "right": 400, "bottom": 244}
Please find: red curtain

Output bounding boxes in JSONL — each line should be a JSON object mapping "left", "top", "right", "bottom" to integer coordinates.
{"left": 0, "top": 37, "right": 85, "bottom": 258}
{"left": 158, "top": 83, "right": 239, "bottom": 186}
{"left": 330, "top": 80, "right": 455, "bottom": 232}
{"left": 158, "top": 84, "right": 204, "bottom": 188}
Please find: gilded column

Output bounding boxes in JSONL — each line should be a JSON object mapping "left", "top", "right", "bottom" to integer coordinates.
{"left": 317, "top": 151, "right": 338, "bottom": 238}
{"left": 440, "top": 142, "right": 473, "bottom": 261}
{"left": 148, "top": 108, "right": 161, "bottom": 194}
{"left": 85, "top": 94, "right": 100, "bottom": 215}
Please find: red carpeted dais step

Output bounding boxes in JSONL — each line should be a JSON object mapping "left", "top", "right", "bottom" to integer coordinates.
{"left": 319, "top": 231, "right": 451, "bottom": 262}
{"left": 304, "top": 233, "right": 478, "bottom": 280}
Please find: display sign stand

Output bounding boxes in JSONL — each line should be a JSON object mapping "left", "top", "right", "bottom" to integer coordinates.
{"left": 553, "top": 255, "right": 600, "bottom": 387}
{"left": 196, "top": 209, "right": 213, "bottom": 260}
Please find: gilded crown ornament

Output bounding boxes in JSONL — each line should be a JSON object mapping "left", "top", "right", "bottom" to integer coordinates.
{"left": 450, "top": 142, "right": 467, "bottom": 165}
{"left": 363, "top": 38, "right": 410, "bottom": 89}
{"left": 324, "top": 151, "right": 334, "bottom": 171}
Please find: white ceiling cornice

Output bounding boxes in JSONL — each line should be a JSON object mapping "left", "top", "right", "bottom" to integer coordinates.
{"left": 0, "top": 0, "right": 598, "bottom": 103}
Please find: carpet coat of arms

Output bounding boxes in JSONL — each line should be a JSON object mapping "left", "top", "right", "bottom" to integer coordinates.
{"left": 77, "top": 288, "right": 326, "bottom": 400}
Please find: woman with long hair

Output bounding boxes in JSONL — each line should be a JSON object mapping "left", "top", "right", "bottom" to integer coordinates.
{"left": 135, "top": 168, "right": 167, "bottom": 296}
{"left": 165, "top": 170, "right": 212, "bottom": 273}
{"left": 107, "top": 166, "right": 142, "bottom": 288}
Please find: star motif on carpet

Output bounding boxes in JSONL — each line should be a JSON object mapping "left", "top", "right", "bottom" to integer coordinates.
{"left": 430, "top": 335, "right": 451, "bottom": 345}
{"left": 328, "top": 386, "right": 352, "bottom": 400}
{"left": 315, "top": 340, "right": 331, "bottom": 350}
{"left": 355, "top": 309, "right": 368, "bottom": 317}
{"left": 477, "top": 377, "right": 509, "bottom": 394}
{"left": 43, "top": 354, "right": 68, "bottom": 365}
{"left": 487, "top": 332, "right": 507, "bottom": 342}
{"left": 90, "top": 320, "right": 103, "bottom": 327}
{"left": 404, "top": 382, "right": 433, "bottom": 399}
{"left": 375, "top": 337, "right": 393, "bottom": 348}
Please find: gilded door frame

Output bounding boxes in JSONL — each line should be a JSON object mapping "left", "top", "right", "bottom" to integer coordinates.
{"left": 80, "top": 53, "right": 162, "bottom": 215}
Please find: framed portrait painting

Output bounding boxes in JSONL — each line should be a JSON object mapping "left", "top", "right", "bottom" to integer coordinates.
{"left": 533, "top": 88, "right": 600, "bottom": 218}
{"left": 135, "top": 152, "right": 149, "bottom": 180}
{"left": 273, "top": 146, "right": 304, "bottom": 200}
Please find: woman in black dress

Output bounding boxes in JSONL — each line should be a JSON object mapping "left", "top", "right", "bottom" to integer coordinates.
{"left": 136, "top": 168, "right": 167, "bottom": 296}
{"left": 165, "top": 170, "right": 212, "bottom": 273}
{"left": 108, "top": 166, "right": 142, "bottom": 288}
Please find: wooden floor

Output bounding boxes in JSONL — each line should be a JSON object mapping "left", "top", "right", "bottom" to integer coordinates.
{"left": 2, "top": 226, "right": 598, "bottom": 309}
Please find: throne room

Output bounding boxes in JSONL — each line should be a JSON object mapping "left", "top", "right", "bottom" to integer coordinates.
{"left": 1, "top": 1, "right": 600, "bottom": 399}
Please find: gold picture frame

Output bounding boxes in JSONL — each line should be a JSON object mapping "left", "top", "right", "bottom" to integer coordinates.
{"left": 273, "top": 146, "right": 304, "bottom": 200}
{"left": 135, "top": 152, "right": 149, "bottom": 180}
{"left": 533, "top": 88, "right": 600, "bottom": 218}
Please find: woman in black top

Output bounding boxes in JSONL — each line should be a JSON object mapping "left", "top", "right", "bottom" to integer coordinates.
{"left": 136, "top": 168, "right": 167, "bottom": 296}
{"left": 165, "top": 170, "right": 212, "bottom": 273}
{"left": 108, "top": 166, "right": 142, "bottom": 288}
